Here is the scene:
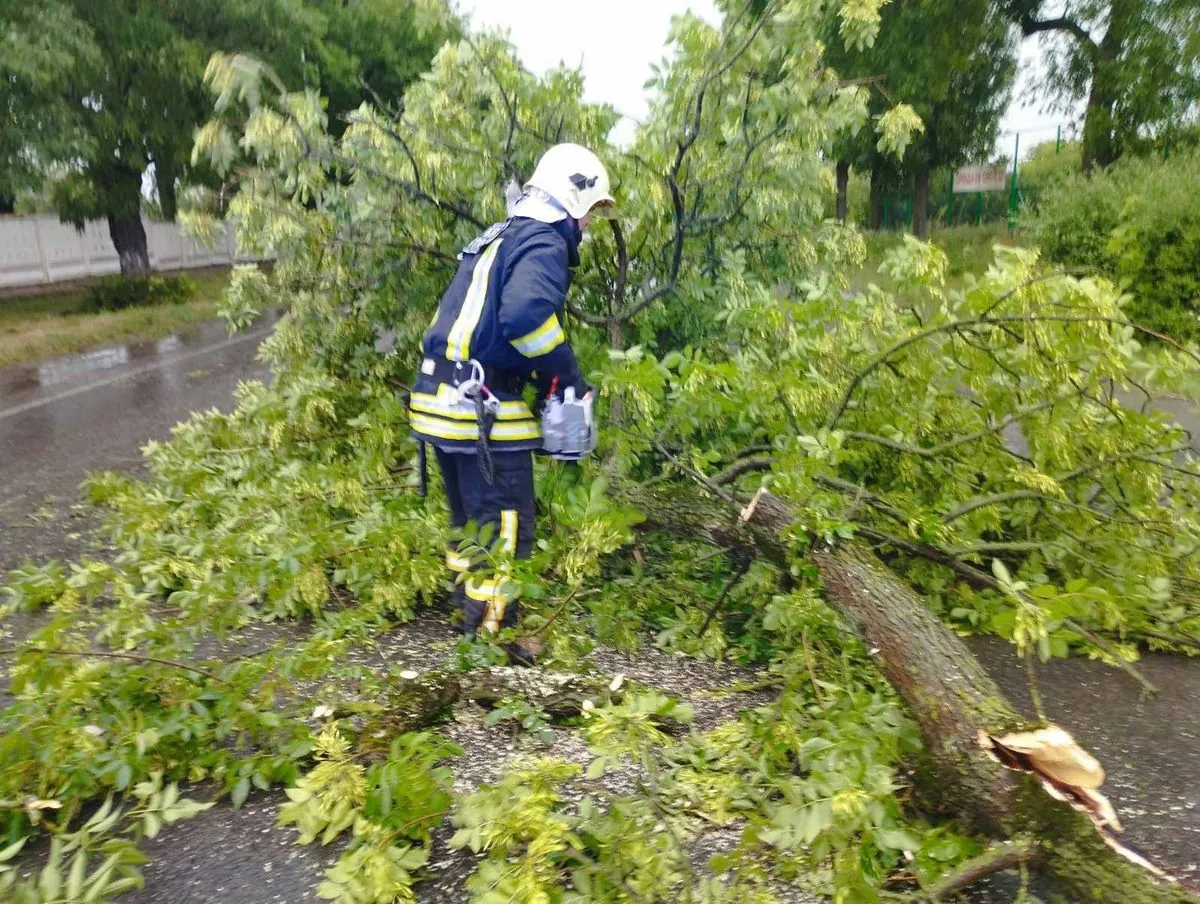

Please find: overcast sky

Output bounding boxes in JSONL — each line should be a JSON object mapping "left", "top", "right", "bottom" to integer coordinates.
{"left": 454, "top": 0, "right": 1082, "bottom": 159}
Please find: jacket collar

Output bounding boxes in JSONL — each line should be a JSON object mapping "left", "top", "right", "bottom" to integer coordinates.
{"left": 550, "top": 215, "right": 582, "bottom": 267}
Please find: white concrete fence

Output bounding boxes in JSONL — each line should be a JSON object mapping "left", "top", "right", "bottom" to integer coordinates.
{"left": 0, "top": 215, "right": 248, "bottom": 291}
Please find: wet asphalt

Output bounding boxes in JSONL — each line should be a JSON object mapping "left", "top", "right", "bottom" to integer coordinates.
{"left": 0, "top": 319, "right": 274, "bottom": 573}
{"left": 0, "top": 323, "right": 1198, "bottom": 901}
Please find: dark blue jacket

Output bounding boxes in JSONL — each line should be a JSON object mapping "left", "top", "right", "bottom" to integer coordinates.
{"left": 410, "top": 216, "right": 586, "bottom": 452}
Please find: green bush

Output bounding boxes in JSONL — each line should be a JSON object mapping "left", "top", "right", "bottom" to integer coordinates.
{"left": 80, "top": 274, "right": 197, "bottom": 313}
{"left": 1036, "top": 150, "right": 1200, "bottom": 339}
{"left": 1019, "top": 140, "right": 1082, "bottom": 197}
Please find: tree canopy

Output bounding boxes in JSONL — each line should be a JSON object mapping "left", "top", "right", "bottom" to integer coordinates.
{"left": 825, "top": 0, "right": 1016, "bottom": 236}
{"left": 1000, "top": 0, "right": 1200, "bottom": 170}
{"left": 0, "top": 0, "right": 456, "bottom": 271}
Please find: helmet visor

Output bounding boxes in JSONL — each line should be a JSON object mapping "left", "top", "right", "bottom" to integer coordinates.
{"left": 585, "top": 197, "right": 616, "bottom": 219}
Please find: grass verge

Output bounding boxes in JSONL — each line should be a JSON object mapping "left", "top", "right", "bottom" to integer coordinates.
{"left": 0, "top": 269, "right": 230, "bottom": 369}
{"left": 849, "top": 224, "right": 1030, "bottom": 294}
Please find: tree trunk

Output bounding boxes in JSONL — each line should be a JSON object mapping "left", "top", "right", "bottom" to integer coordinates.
{"left": 105, "top": 164, "right": 151, "bottom": 278}
{"left": 108, "top": 213, "right": 151, "bottom": 277}
{"left": 156, "top": 160, "right": 178, "bottom": 222}
{"left": 868, "top": 165, "right": 884, "bottom": 232}
{"left": 607, "top": 316, "right": 626, "bottom": 425}
{"left": 835, "top": 161, "right": 850, "bottom": 224}
{"left": 1081, "top": 70, "right": 1117, "bottom": 172}
{"left": 912, "top": 165, "right": 931, "bottom": 240}
{"left": 1081, "top": 0, "right": 1135, "bottom": 171}
{"left": 627, "top": 483, "right": 1195, "bottom": 902}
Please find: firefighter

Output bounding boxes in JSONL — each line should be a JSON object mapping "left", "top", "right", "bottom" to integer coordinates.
{"left": 409, "top": 143, "right": 613, "bottom": 663}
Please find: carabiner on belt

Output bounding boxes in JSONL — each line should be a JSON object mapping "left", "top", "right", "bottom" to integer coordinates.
{"left": 456, "top": 359, "right": 501, "bottom": 485}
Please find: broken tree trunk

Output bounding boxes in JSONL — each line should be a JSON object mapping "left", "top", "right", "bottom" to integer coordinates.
{"left": 628, "top": 483, "right": 1195, "bottom": 902}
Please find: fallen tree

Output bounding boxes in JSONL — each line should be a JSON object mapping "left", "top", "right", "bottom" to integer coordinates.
{"left": 192, "top": 5, "right": 1198, "bottom": 897}
{"left": 632, "top": 480, "right": 1194, "bottom": 901}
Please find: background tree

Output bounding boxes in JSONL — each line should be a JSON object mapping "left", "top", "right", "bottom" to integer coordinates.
{"left": 0, "top": 0, "right": 455, "bottom": 274}
{"left": 1000, "top": 0, "right": 1200, "bottom": 170}
{"left": 0, "top": 0, "right": 96, "bottom": 213}
{"left": 826, "top": 0, "right": 1016, "bottom": 237}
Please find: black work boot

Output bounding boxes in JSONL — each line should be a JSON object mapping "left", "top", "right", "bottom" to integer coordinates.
{"left": 504, "top": 637, "right": 541, "bottom": 667}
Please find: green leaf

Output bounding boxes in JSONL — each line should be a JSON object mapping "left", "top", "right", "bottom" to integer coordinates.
{"left": 991, "top": 559, "right": 1012, "bottom": 585}
{"left": 39, "top": 860, "right": 62, "bottom": 899}
{"left": 232, "top": 777, "right": 251, "bottom": 809}
{"left": 144, "top": 812, "right": 163, "bottom": 839}
{"left": 0, "top": 839, "right": 25, "bottom": 863}
{"left": 876, "top": 827, "right": 921, "bottom": 851}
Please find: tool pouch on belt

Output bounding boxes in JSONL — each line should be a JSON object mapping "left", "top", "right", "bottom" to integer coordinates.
{"left": 471, "top": 390, "right": 500, "bottom": 484}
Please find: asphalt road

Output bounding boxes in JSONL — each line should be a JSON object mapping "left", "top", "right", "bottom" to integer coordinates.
{"left": 0, "top": 318, "right": 274, "bottom": 573}
{"left": 0, "top": 321, "right": 1197, "bottom": 901}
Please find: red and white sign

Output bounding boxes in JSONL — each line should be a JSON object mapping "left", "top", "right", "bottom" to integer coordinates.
{"left": 953, "top": 165, "right": 1008, "bottom": 193}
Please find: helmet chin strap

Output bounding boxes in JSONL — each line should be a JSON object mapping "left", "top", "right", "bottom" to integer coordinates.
{"left": 522, "top": 189, "right": 583, "bottom": 238}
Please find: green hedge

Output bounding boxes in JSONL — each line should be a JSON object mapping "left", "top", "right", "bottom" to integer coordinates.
{"left": 1036, "top": 151, "right": 1200, "bottom": 340}
{"left": 80, "top": 274, "right": 197, "bottom": 313}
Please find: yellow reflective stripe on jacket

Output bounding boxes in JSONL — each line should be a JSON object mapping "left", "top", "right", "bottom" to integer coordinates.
{"left": 511, "top": 314, "right": 565, "bottom": 357}
{"left": 410, "top": 411, "right": 540, "bottom": 442}
{"left": 446, "top": 549, "right": 471, "bottom": 573}
{"left": 446, "top": 240, "right": 503, "bottom": 362}
{"left": 500, "top": 510, "right": 518, "bottom": 555}
{"left": 409, "top": 391, "right": 534, "bottom": 422}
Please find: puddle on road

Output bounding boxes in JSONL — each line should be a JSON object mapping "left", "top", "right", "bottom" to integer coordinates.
{"left": 0, "top": 322, "right": 226, "bottom": 400}
{"left": 0, "top": 313, "right": 281, "bottom": 408}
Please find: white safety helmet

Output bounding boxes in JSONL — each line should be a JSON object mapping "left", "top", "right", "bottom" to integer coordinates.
{"left": 524, "top": 143, "right": 614, "bottom": 221}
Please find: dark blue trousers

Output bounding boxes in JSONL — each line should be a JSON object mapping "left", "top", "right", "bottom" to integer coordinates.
{"left": 434, "top": 448, "right": 536, "bottom": 634}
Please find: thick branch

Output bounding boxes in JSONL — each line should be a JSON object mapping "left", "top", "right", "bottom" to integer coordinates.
{"left": 929, "top": 841, "right": 1040, "bottom": 900}
{"left": 610, "top": 218, "right": 630, "bottom": 312}
{"left": 713, "top": 455, "right": 772, "bottom": 485}
{"left": 843, "top": 394, "right": 1072, "bottom": 458}
{"left": 825, "top": 314, "right": 1200, "bottom": 431}
{"left": 1017, "top": 12, "right": 1096, "bottom": 53}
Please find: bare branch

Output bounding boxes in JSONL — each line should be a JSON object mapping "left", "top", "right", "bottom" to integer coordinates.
{"left": 610, "top": 218, "right": 630, "bottom": 312}
{"left": 565, "top": 302, "right": 611, "bottom": 327}
{"left": 616, "top": 4, "right": 775, "bottom": 325}
{"left": 929, "top": 842, "right": 1040, "bottom": 900}
{"left": 714, "top": 455, "right": 772, "bottom": 486}
{"left": 697, "top": 559, "right": 753, "bottom": 638}
{"left": 1015, "top": 11, "right": 1096, "bottom": 53}
{"left": 1063, "top": 619, "right": 1159, "bottom": 696}
{"left": 815, "top": 475, "right": 909, "bottom": 525}
{"left": 0, "top": 647, "right": 230, "bottom": 684}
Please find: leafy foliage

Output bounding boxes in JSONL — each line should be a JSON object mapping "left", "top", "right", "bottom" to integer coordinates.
{"left": 1037, "top": 149, "right": 1200, "bottom": 338}
{"left": 1, "top": 1, "right": 1198, "bottom": 902}
{"left": 280, "top": 727, "right": 458, "bottom": 904}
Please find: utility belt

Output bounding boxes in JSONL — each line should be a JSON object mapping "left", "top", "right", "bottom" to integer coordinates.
{"left": 414, "top": 358, "right": 533, "bottom": 491}
{"left": 422, "top": 358, "right": 525, "bottom": 396}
